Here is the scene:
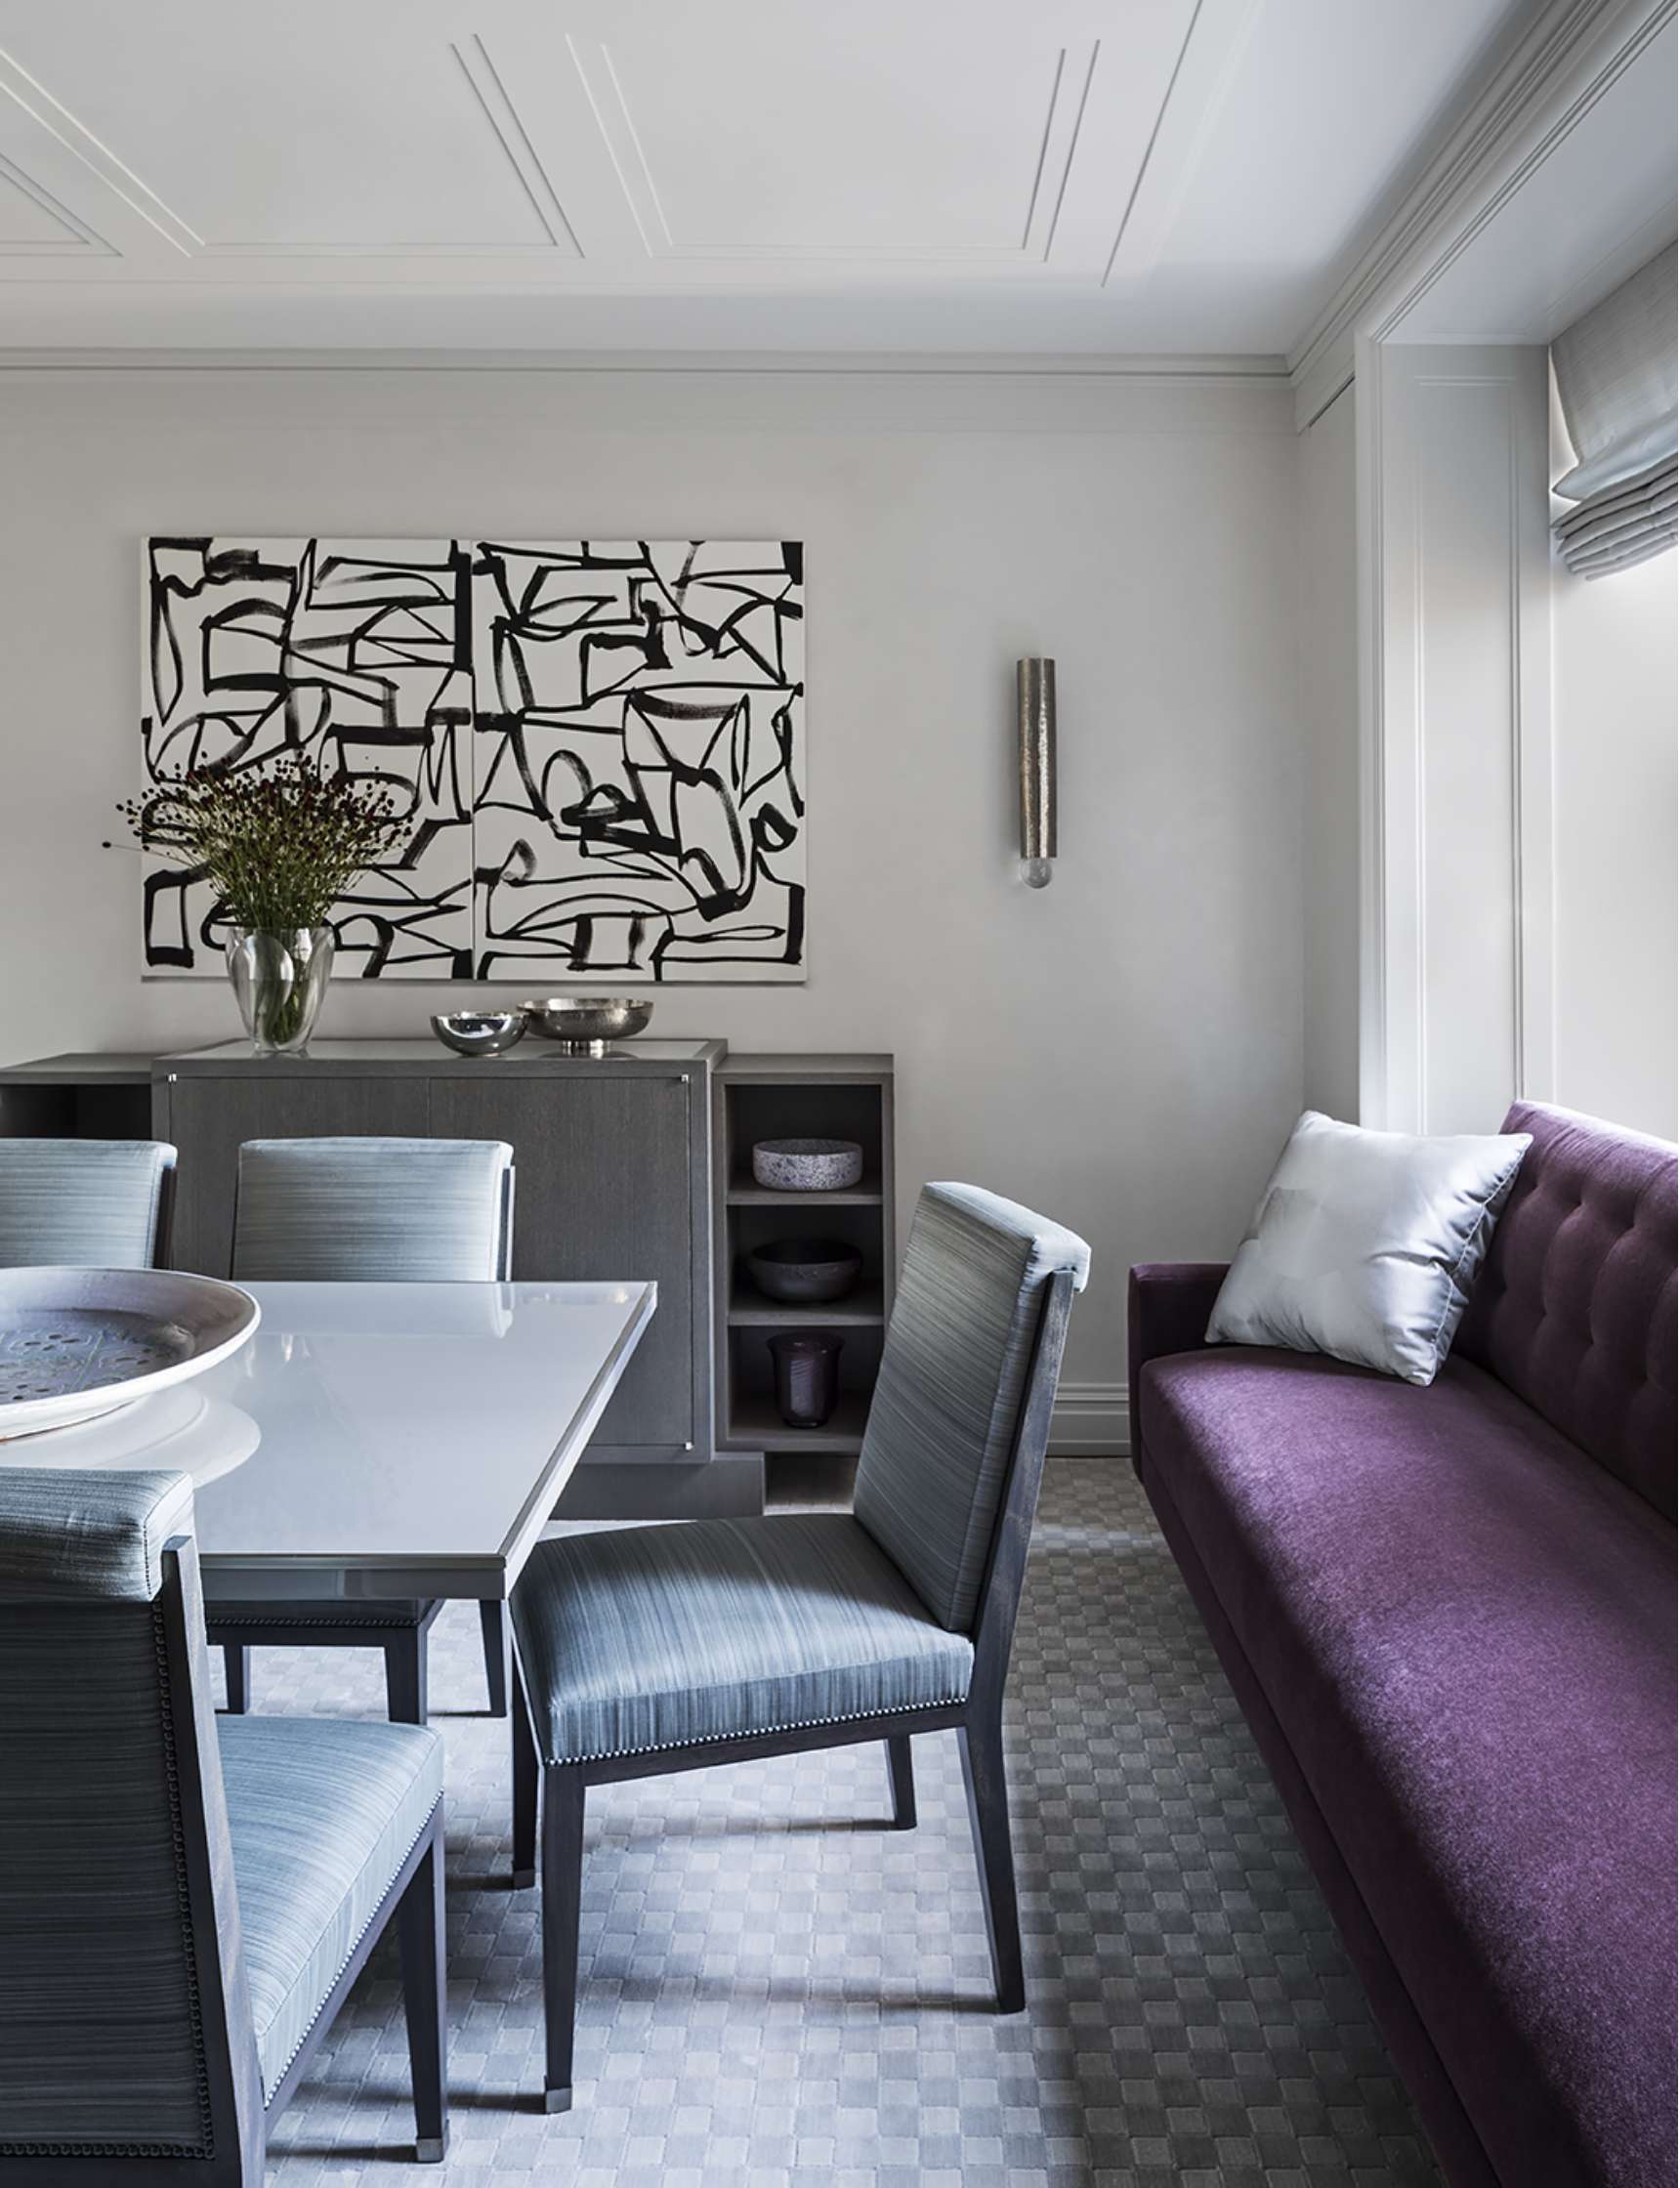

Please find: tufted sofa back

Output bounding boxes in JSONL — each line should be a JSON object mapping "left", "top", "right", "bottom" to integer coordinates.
{"left": 1456, "top": 1101, "right": 1677, "bottom": 1518}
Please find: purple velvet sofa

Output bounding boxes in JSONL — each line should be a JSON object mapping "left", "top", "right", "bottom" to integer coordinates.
{"left": 1128, "top": 1101, "right": 1677, "bottom": 2188}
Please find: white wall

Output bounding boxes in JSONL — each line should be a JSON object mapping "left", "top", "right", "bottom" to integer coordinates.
{"left": 1297, "top": 383, "right": 1360, "bottom": 1121}
{"left": 1549, "top": 499, "right": 1678, "bottom": 1138}
{"left": 1362, "top": 342, "right": 1554, "bottom": 1134}
{"left": 0, "top": 363, "right": 1304, "bottom": 1424}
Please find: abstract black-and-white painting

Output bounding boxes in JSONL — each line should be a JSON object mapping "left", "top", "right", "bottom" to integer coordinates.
{"left": 141, "top": 538, "right": 475, "bottom": 977}
{"left": 471, "top": 540, "right": 804, "bottom": 983}
{"left": 140, "top": 537, "right": 807, "bottom": 983}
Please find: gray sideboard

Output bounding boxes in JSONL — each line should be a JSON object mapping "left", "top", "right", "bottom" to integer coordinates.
{"left": 151, "top": 1040, "right": 720, "bottom": 1488}
{"left": 0, "top": 1038, "right": 896, "bottom": 1520}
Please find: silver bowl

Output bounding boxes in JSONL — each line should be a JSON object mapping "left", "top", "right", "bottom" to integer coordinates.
{"left": 431, "top": 1010, "right": 528, "bottom": 1058}
{"left": 522, "top": 996, "right": 654, "bottom": 1058}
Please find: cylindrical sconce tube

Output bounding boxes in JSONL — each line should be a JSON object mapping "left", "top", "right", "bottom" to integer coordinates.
{"left": 1017, "top": 656, "right": 1057, "bottom": 888}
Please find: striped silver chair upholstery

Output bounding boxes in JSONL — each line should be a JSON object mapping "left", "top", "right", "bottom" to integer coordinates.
{"left": 511, "top": 1181, "right": 1089, "bottom": 2112}
{"left": 209, "top": 1135, "right": 516, "bottom": 1725}
{"left": 231, "top": 1136, "right": 514, "bottom": 1283}
{"left": 0, "top": 1137, "right": 176, "bottom": 1268}
{"left": 0, "top": 1466, "right": 447, "bottom": 2175}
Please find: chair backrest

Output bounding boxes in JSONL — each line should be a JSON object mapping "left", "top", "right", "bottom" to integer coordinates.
{"left": 232, "top": 1136, "right": 515, "bottom": 1282}
{"left": 0, "top": 1138, "right": 177, "bottom": 1269}
{"left": 0, "top": 1467, "right": 260, "bottom": 2168}
{"left": 854, "top": 1182, "right": 1090, "bottom": 1633}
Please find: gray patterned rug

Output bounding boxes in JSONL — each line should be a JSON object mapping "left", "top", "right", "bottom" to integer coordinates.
{"left": 255, "top": 1457, "right": 1442, "bottom": 2186}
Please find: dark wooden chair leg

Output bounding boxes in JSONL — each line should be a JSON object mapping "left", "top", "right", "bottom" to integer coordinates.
{"left": 385, "top": 1630, "right": 429, "bottom": 1725}
{"left": 396, "top": 1828, "right": 449, "bottom": 2163}
{"left": 223, "top": 1643, "right": 251, "bottom": 1714}
{"left": 479, "top": 1599, "right": 511, "bottom": 1717}
{"left": 539, "top": 1764, "right": 586, "bottom": 2113}
{"left": 512, "top": 1655, "right": 538, "bottom": 1890}
{"left": 958, "top": 1714, "right": 1025, "bottom": 2011}
{"left": 886, "top": 1734, "right": 916, "bottom": 1829}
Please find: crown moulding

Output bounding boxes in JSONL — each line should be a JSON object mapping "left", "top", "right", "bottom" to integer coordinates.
{"left": 1288, "top": 0, "right": 1677, "bottom": 430}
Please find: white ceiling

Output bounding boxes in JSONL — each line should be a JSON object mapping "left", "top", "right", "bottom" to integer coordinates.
{"left": 1393, "top": 16, "right": 1678, "bottom": 346}
{"left": 0, "top": 0, "right": 1597, "bottom": 357}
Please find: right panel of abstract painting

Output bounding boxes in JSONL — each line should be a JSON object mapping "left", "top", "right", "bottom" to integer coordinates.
{"left": 470, "top": 540, "right": 805, "bottom": 983}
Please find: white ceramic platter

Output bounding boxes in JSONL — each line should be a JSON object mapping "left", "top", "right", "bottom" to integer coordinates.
{"left": 0, "top": 1268, "right": 261, "bottom": 1440}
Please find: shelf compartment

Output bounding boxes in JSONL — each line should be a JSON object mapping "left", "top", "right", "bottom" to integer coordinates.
{"left": 713, "top": 1062, "right": 894, "bottom": 1477}
{"left": 764, "top": 1450, "right": 859, "bottom": 1510}
{"left": 726, "top": 1170, "right": 885, "bottom": 1205}
{"left": 721, "top": 1321, "right": 882, "bottom": 1454}
{"left": 725, "top": 1390, "right": 870, "bottom": 1452}
{"left": 725, "top": 1081, "right": 885, "bottom": 1180}
{"left": 728, "top": 1281, "right": 885, "bottom": 1326}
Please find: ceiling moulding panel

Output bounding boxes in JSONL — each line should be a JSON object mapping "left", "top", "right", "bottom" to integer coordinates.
{"left": 189, "top": 36, "right": 579, "bottom": 260}
{"left": 567, "top": 31, "right": 1100, "bottom": 267}
{"left": 448, "top": 35, "right": 581, "bottom": 261}
{"left": 0, "top": 41, "right": 194, "bottom": 258}
{"left": 0, "top": 148, "right": 113, "bottom": 254}
{"left": 1287, "top": 0, "right": 1677, "bottom": 429}
{"left": 0, "top": 25, "right": 567, "bottom": 262}
{"left": 1101, "top": 0, "right": 1263, "bottom": 285}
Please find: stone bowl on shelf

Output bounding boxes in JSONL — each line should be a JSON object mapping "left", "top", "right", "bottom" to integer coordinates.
{"left": 751, "top": 1138, "right": 864, "bottom": 1193}
{"left": 745, "top": 1239, "right": 862, "bottom": 1305}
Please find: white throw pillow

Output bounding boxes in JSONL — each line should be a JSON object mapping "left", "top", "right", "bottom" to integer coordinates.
{"left": 1205, "top": 1111, "right": 1533, "bottom": 1386}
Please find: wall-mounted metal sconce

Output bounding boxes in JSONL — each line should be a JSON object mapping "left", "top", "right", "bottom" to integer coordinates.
{"left": 1016, "top": 656, "right": 1057, "bottom": 888}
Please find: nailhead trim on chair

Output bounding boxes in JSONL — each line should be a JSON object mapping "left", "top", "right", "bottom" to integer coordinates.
{"left": 2, "top": 1606, "right": 218, "bottom": 2164}
{"left": 152, "top": 1599, "right": 217, "bottom": 2158}
{"left": 257, "top": 1794, "right": 442, "bottom": 2098}
{"left": 539, "top": 1687, "right": 972, "bottom": 1769}
{"left": 209, "top": 1612, "right": 423, "bottom": 1631}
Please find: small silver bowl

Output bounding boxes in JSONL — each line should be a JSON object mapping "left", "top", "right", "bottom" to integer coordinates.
{"left": 431, "top": 1010, "right": 528, "bottom": 1058}
{"left": 522, "top": 995, "right": 654, "bottom": 1058}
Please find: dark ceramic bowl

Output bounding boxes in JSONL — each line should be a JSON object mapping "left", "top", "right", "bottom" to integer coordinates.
{"left": 746, "top": 1239, "right": 862, "bottom": 1306}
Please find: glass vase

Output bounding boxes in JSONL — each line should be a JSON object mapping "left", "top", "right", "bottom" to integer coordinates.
{"left": 226, "top": 927, "right": 333, "bottom": 1055}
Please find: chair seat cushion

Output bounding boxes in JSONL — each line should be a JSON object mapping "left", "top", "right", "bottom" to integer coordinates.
{"left": 512, "top": 1514, "right": 974, "bottom": 1765}
{"left": 218, "top": 1715, "right": 441, "bottom": 2103}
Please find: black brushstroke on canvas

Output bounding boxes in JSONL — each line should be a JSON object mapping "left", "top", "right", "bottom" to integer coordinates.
{"left": 140, "top": 537, "right": 806, "bottom": 983}
{"left": 469, "top": 540, "right": 804, "bottom": 983}
{"left": 142, "top": 538, "right": 475, "bottom": 976}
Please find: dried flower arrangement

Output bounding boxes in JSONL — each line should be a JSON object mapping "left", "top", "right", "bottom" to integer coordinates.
{"left": 117, "top": 756, "right": 407, "bottom": 933}
{"left": 116, "top": 758, "right": 409, "bottom": 1049}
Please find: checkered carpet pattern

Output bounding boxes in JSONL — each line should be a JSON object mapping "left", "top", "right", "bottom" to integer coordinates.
{"left": 253, "top": 1457, "right": 1442, "bottom": 2186}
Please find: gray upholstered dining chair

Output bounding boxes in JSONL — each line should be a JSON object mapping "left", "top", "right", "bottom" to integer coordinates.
{"left": 0, "top": 1466, "right": 447, "bottom": 2176}
{"left": 0, "top": 1136, "right": 177, "bottom": 1268}
{"left": 208, "top": 1135, "right": 516, "bottom": 1723}
{"left": 509, "top": 1181, "right": 1089, "bottom": 2113}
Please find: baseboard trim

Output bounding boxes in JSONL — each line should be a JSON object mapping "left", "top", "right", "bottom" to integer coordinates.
{"left": 1049, "top": 1383, "right": 1130, "bottom": 1456}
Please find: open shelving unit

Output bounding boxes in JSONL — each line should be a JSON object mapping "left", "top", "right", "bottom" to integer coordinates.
{"left": 712, "top": 1054, "right": 895, "bottom": 1503}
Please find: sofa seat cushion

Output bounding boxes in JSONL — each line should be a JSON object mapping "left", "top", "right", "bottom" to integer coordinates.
{"left": 512, "top": 1514, "right": 974, "bottom": 1766}
{"left": 1138, "top": 1346, "right": 1676, "bottom": 2188}
{"left": 218, "top": 1715, "right": 442, "bottom": 2103}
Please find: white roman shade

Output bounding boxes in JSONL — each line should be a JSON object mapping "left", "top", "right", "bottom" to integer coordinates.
{"left": 1551, "top": 243, "right": 1677, "bottom": 578}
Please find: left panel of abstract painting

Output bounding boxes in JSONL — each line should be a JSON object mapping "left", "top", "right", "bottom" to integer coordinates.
{"left": 139, "top": 538, "right": 474, "bottom": 977}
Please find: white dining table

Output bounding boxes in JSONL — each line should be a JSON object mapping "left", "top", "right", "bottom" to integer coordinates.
{"left": 2, "top": 1278, "right": 656, "bottom": 1605}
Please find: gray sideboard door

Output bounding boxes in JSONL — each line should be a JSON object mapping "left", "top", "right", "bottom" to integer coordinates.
{"left": 430, "top": 1073, "right": 697, "bottom": 1453}
{"left": 158, "top": 1073, "right": 431, "bottom": 1278}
